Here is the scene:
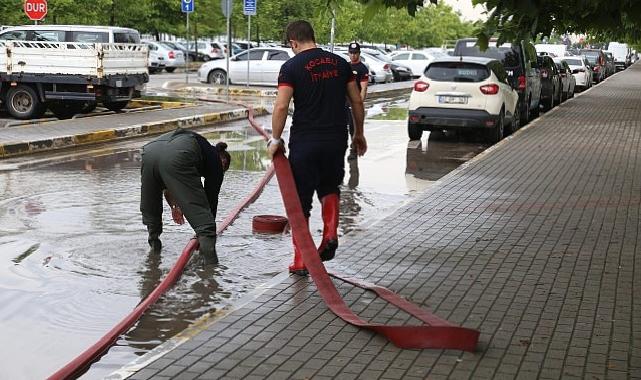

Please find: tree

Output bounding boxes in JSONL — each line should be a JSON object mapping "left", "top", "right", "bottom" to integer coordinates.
{"left": 338, "top": 0, "right": 641, "bottom": 47}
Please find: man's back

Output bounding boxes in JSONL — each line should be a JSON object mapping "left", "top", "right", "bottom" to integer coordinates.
{"left": 278, "top": 48, "right": 353, "bottom": 141}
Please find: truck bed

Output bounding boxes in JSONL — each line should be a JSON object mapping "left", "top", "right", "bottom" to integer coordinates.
{"left": 0, "top": 41, "right": 148, "bottom": 78}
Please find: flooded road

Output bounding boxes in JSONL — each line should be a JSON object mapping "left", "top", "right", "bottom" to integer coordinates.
{"left": 0, "top": 100, "right": 488, "bottom": 379}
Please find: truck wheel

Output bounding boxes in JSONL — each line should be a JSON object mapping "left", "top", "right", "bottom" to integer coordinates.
{"left": 165, "top": 67, "right": 176, "bottom": 73}
{"left": 49, "top": 101, "right": 85, "bottom": 120}
{"left": 104, "top": 101, "right": 129, "bottom": 112}
{"left": 208, "top": 70, "right": 227, "bottom": 85}
{"left": 407, "top": 124, "right": 423, "bottom": 140}
{"left": 81, "top": 102, "right": 97, "bottom": 114}
{"left": 6, "top": 85, "right": 46, "bottom": 120}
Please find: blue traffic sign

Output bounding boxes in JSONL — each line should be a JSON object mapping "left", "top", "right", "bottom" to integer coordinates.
{"left": 243, "top": 0, "right": 257, "bottom": 16}
{"left": 182, "top": 0, "right": 194, "bottom": 13}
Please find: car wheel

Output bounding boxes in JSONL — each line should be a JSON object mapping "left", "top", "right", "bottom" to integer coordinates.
{"left": 407, "top": 123, "right": 423, "bottom": 140}
{"left": 208, "top": 69, "right": 227, "bottom": 85}
{"left": 520, "top": 98, "right": 530, "bottom": 125}
{"left": 486, "top": 111, "right": 504, "bottom": 144}
{"left": 509, "top": 103, "right": 520, "bottom": 133}
{"left": 165, "top": 67, "right": 176, "bottom": 73}
{"left": 6, "top": 85, "right": 46, "bottom": 120}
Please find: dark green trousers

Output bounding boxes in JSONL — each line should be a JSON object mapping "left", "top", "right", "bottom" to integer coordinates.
{"left": 140, "top": 130, "right": 217, "bottom": 239}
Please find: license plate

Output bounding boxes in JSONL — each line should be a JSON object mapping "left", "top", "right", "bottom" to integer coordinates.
{"left": 438, "top": 96, "right": 467, "bottom": 104}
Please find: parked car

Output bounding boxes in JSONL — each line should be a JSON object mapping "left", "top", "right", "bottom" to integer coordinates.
{"left": 454, "top": 38, "right": 542, "bottom": 127}
{"left": 607, "top": 42, "right": 631, "bottom": 70}
{"left": 563, "top": 56, "right": 592, "bottom": 91}
{"left": 362, "top": 48, "right": 412, "bottom": 81}
{"left": 161, "top": 41, "right": 201, "bottom": 62}
{"left": 144, "top": 41, "right": 184, "bottom": 73}
{"left": 537, "top": 54, "right": 561, "bottom": 111}
{"left": 390, "top": 50, "right": 443, "bottom": 78}
{"left": 336, "top": 50, "right": 393, "bottom": 84}
{"left": 535, "top": 43, "right": 567, "bottom": 58}
{"left": 580, "top": 49, "right": 606, "bottom": 83}
{"left": 604, "top": 52, "right": 616, "bottom": 77}
{"left": 407, "top": 57, "right": 520, "bottom": 143}
{"left": 554, "top": 58, "right": 576, "bottom": 100}
{"left": 198, "top": 47, "right": 293, "bottom": 86}
{"left": 187, "top": 41, "right": 225, "bottom": 61}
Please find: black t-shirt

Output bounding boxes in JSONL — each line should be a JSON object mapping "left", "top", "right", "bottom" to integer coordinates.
{"left": 278, "top": 48, "right": 355, "bottom": 142}
{"left": 350, "top": 61, "right": 369, "bottom": 92}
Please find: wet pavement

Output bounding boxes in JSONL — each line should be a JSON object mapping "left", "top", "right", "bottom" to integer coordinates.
{"left": 0, "top": 95, "right": 489, "bottom": 378}
{"left": 124, "top": 63, "right": 641, "bottom": 380}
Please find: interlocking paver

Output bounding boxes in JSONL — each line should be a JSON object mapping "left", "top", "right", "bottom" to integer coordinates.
{"left": 120, "top": 65, "right": 641, "bottom": 379}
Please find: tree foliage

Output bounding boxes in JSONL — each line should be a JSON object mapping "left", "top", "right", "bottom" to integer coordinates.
{"left": 0, "top": 0, "right": 471, "bottom": 48}
{"left": 333, "top": 0, "right": 641, "bottom": 47}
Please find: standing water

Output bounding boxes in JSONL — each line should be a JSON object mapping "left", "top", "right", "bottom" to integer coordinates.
{"left": 0, "top": 109, "right": 485, "bottom": 379}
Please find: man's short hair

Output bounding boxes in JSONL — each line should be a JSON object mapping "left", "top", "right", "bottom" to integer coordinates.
{"left": 285, "top": 20, "right": 315, "bottom": 44}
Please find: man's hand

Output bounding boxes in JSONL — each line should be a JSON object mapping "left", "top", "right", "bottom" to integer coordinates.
{"left": 171, "top": 206, "right": 185, "bottom": 225}
{"left": 267, "top": 137, "right": 285, "bottom": 158}
{"left": 352, "top": 134, "right": 367, "bottom": 156}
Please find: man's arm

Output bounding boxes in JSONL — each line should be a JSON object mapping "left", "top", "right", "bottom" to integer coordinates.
{"left": 360, "top": 82, "right": 368, "bottom": 101}
{"left": 346, "top": 80, "right": 367, "bottom": 156}
{"left": 268, "top": 85, "right": 294, "bottom": 157}
{"left": 164, "top": 190, "right": 185, "bottom": 225}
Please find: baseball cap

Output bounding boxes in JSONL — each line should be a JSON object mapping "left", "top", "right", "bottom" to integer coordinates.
{"left": 348, "top": 42, "right": 361, "bottom": 53}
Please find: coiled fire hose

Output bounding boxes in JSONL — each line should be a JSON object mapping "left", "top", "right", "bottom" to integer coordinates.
{"left": 49, "top": 101, "right": 479, "bottom": 380}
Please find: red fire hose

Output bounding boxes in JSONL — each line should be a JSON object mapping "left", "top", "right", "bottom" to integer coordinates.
{"left": 50, "top": 100, "right": 479, "bottom": 379}
{"left": 242, "top": 106, "right": 479, "bottom": 350}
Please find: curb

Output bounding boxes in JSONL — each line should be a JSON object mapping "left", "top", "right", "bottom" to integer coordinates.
{"left": 167, "top": 82, "right": 278, "bottom": 97}
{"left": 0, "top": 107, "right": 268, "bottom": 159}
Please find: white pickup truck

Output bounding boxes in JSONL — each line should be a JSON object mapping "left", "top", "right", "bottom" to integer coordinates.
{"left": 0, "top": 40, "right": 148, "bottom": 119}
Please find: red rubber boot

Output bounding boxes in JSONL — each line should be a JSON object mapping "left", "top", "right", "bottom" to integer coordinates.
{"left": 288, "top": 218, "right": 309, "bottom": 275}
{"left": 318, "top": 193, "right": 339, "bottom": 262}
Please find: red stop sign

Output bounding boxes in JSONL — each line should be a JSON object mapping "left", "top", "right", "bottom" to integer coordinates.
{"left": 24, "top": 0, "right": 48, "bottom": 21}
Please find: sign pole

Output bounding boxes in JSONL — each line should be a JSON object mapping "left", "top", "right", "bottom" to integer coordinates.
{"left": 185, "top": 12, "right": 190, "bottom": 84}
{"left": 246, "top": 15, "right": 250, "bottom": 87}
{"left": 225, "top": 0, "right": 231, "bottom": 96}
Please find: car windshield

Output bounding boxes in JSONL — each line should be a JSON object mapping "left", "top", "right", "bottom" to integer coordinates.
{"left": 456, "top": 43, "right": 520, "bottom": 69}
{"left": 425, "top": 62, "right": 490, "bottom": 82}
{"left": 564, "top": 59, "right": 582, "bottom": 66}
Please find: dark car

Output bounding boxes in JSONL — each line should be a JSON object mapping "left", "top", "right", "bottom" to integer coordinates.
{"left": 537, "top": 55, "right": 561, "bottom": 111}
{"left": 580, "top": 49, "right": 606, "bottom": 83}
{"left": 454, "top": 38, "right": 542, "bottom": 129}
{"left": 362, "top": 48, "right": 412, "bottom": 81}
{"left": 554, "top": 58, "right": 576, "bottom": 101}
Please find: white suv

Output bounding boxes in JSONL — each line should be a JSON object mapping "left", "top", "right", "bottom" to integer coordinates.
{"left": 407, "top": 57, "right": 519, "bottom": 143}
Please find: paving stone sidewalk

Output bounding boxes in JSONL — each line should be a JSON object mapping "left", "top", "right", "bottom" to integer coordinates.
{"left": 123, "top": 65, "right": 641, "bottom": 380}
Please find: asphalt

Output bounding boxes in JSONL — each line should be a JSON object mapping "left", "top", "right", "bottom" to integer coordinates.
{"left": 110, "top": 64, "right": 641, "bottom": 379}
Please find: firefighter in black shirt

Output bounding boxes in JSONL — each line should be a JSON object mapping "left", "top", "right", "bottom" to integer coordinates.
{"left": 140, "top": 129, "right": 231, "bottom": 264}
{"left": 346, "top": 41, "right": 369, "bottom": 159}
{"left": 268, "top": 20, "right": 367, "bottom": 275}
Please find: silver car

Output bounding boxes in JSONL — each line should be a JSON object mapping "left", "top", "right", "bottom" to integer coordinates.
{"left": 336, "top": 50, "right": 393, "bottom": 84}
{"left": 144, "top": 40, "right": 185, "bottom": 73}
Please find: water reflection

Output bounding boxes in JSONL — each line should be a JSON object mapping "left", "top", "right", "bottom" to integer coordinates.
{"left": 405, "top": 139, "right": 487, "bottom": 181}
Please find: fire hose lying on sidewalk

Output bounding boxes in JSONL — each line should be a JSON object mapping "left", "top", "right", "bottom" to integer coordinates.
{"left": 49, "top": 104, "right": 479, "bottom": 380}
